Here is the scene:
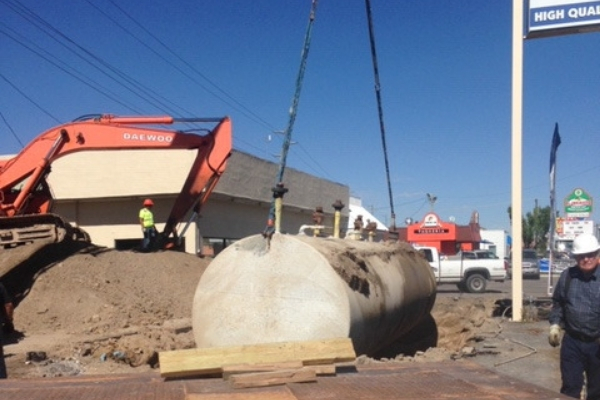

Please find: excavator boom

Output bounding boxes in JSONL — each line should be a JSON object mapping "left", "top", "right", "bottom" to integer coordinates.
{"left": 0, "top": 114, "right": 232, "bottom": 248}
{"left": 163, "top": 117, "right": 232, "bottom": 242}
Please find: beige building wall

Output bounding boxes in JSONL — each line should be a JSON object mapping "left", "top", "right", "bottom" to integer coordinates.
{"left": 45, "top": 150, "right": 349, "bottom": 254}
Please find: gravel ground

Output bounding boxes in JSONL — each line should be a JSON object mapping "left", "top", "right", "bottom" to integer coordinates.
{"left": 435, "top": 278, "right": 562, "bottom": 394}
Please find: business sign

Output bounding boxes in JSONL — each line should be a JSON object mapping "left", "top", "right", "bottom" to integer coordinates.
{"left": 564, "top": 187, "right": 593, "bottom": 217}
{"left": 414, "top": 213, "right": 451, "bottom": 235}
{"left": 555, "top": 218, "right": 594, "bottom": 239}
{"left": 527, "top": 0, "right": 600, "bottom": 38}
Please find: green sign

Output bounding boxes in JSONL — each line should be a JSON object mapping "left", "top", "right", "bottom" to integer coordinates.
{"left": 564, "top": 188, "right": 593, "bottom": 217}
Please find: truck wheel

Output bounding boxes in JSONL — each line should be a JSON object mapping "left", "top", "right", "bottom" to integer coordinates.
{"left": 465, "top": 274, "right": 487, "bottom": 293}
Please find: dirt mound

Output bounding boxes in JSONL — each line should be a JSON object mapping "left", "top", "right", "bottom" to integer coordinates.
{"left": 433, "top": 296, "right": 501, "bottom": 351}
{"left": 0, "top": 241, "right": 505, "bottom": 378}
{"left": 1, "top": 242, "right": 209, "bottom": 377}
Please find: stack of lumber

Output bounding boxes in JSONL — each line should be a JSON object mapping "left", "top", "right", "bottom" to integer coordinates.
{"left": 159, "top": 337, "right": 356, "bottom": 389}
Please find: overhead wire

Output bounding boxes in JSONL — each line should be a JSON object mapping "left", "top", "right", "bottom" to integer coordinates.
{"left": 0, "top": 72, "right": 61, "bottom": 124}
{"left": 294, "top": 142, "right": 335, "bottom": 181}
{"left": 0, "top": 24, "right": 143, "bottom": 114}
{"left": 1, "top": 0, "right": 190, "bottom": 116}
{"left": 0, "top": 111, "right": 24, "bottom": 148}
{"left": 83, "top": 0, "right": 333, "bottom": 180}
{"left": 98, "top": 0, "right": 277, "bottom": 132}
{"left": 86, "top": 0, "right": 333, "bottom": 182}
{"left": 97, "top": 0, "right": 335, "bottom": 181}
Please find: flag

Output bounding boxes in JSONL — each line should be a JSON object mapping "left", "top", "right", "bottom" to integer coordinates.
{"left": 549, "top": 123, "right": 561, "bottom": 195}
{"left": 548, "top": 123, "right": 561, "bottom": 293}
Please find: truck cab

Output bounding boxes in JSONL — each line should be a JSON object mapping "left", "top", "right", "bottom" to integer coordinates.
{"left": 416, "top": 245, "right": 506, "bottom": 293}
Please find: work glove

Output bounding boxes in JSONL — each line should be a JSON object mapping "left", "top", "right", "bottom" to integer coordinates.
{"left": 549, "top": 324, "right": 561, "bottom": 347}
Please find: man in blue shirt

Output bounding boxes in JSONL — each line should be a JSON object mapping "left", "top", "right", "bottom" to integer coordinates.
{"left": 549, "top": 233, "right": 600, "bottom": 399}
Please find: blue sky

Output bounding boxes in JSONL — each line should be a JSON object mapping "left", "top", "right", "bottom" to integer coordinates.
{"left": 1, "top": 1, "right": 599, "bottom": 232}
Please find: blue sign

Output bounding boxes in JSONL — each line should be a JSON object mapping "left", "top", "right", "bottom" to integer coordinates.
{"left": 528, "top": 0, "right": 600, "bottom": 38}
{"left": 539, "top": 259, "right": 549, "bottom": 273}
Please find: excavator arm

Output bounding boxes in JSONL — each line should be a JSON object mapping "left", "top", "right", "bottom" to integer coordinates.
{"left": 162, "top": 117, "right": 231, "bottom": 243}
{"left": 0, "top": 114, "right": 232, "bottom": 247}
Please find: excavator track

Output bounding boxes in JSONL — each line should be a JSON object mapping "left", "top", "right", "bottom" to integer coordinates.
{"left": 0, "top": 214, "right": 89, "bottom": 248}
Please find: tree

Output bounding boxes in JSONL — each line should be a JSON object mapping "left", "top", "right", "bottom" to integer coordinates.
{"left": 526, "top": 205, "right": 551, "bottom": 253}
{"left": 507, "top": 204, "right": 551, "bottom": 254}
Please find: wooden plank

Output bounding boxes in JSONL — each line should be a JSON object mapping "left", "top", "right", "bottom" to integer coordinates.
{"left": 186, "top": 385, "right": 298, "bottom": 399}
{"left": 222, "top": 362, "right": 337, "bottom": 380}
{"left": 222, "top": 361, "right": 303, "bottom": 380}
{"left": 229, "top": 368, "right": 317, "bottom": 389}
{"left": 159, "top": 337, "right": 355, "bottom": 379}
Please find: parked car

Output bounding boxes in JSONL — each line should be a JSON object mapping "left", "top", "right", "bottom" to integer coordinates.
{"left": 507, "top": 249, "right": 540, "bottom": 280}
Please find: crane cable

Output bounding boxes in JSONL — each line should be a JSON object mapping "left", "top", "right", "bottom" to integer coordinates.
{"left": 365, "top": 0, "right": 396, "bottom": 231}
{"left": 263, "top": 0, "right": 318, "bottom": 238}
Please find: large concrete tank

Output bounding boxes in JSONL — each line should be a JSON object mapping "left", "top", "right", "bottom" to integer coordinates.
{"left": 192, "top": 234, "right": 436, "bottom": 356}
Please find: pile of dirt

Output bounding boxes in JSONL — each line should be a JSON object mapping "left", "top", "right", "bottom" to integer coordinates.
{"left": 433, "top": 296, "right": 501, "bottom": 352}
{"left": 0, "top": 241, "right": 506, "bottom": 378}
{"left": 1, "top": 242, "right": 209, "bottom": 377}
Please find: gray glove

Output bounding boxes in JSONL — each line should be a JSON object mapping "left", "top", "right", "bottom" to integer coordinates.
{"left": 549, "top": 324, "right": 561, "bottom": 347}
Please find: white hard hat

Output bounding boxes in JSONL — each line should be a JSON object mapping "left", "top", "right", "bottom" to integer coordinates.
{"left": 572, "top": 234, "right": 600, "bottom": 255}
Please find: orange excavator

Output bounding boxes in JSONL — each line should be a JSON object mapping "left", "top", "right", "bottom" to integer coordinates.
{"left": 0, "top": 114, "right": 232, "bottom": 248}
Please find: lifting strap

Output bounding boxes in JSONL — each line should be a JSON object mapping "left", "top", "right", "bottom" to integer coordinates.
{"left": 365, "top": 0, "right": 396, "bottom": 231}
{"left": 263, "top": 0, "right": 319, "bottom": 238}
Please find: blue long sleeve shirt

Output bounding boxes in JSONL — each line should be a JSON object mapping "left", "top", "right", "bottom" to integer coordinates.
{"left": 549, "top": 265, "right": 600, "bottom": 339}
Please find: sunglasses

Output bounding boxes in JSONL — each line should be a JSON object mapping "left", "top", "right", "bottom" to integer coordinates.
{"left": 575, "top": 251, "right": 599, "bottom": 260}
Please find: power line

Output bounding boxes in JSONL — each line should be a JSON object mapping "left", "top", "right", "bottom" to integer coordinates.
{"left": 0, "top": 72, "right": 61, "bottom": 124}
{"left": 1, "top": 0, "right": 188, "bottom": 115}
{"left": 0, "top": 24, "right": 143, "bottom": 114}
{"left": 98, "top": 0, "right": 278, "bottom": 132}
{"left": 0, "top": 111, "right": 24, "bottom": 148}
{"left": 84, "top": 0, "right": 334, "bottom": 178}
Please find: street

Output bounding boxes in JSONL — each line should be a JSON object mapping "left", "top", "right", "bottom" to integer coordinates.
{"left": 437, "top": 273, "right": 560, "bottom": 300}
{"left": 435, "top": 273, "right": 560, "bottom": 322}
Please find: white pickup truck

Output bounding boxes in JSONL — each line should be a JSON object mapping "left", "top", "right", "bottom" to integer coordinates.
{"left": 414, "top": 246, "right": 507, "bottom": 293}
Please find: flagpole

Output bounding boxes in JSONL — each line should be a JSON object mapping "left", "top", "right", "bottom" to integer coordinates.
{"left": 548, "top": 218, "right": 555, "bottom": 295}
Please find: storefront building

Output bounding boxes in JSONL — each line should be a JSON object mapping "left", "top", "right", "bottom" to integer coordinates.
{"left": 397, "top": 212, "right": 482, "bottom": 256}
